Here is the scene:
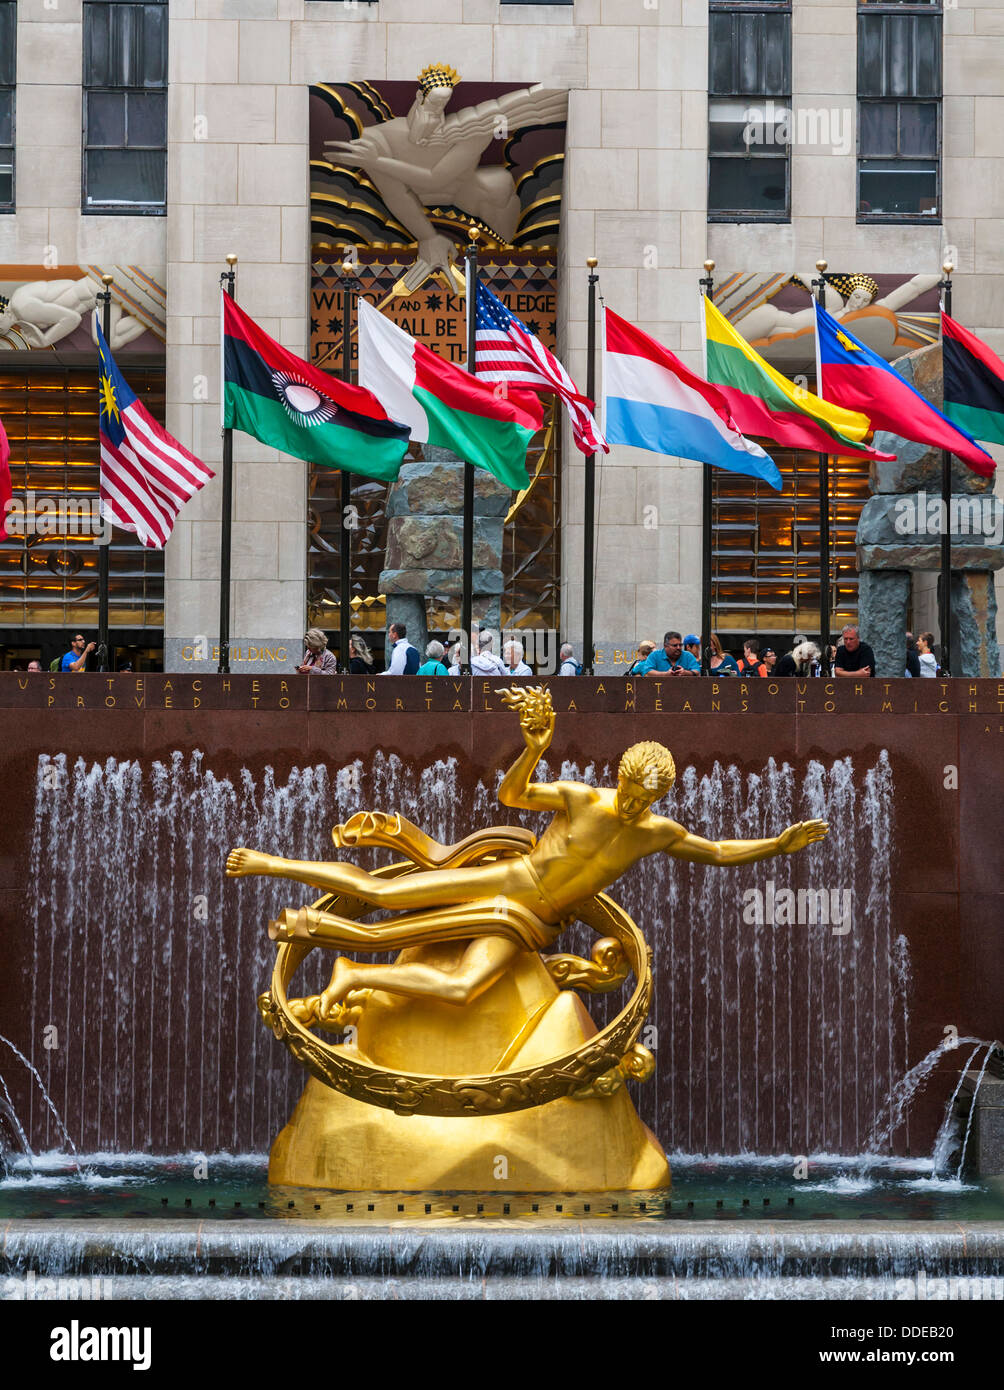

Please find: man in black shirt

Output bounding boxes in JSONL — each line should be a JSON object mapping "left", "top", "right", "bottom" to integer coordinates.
{"left": 834, "top": 624, "right": 876, "bottom": 677}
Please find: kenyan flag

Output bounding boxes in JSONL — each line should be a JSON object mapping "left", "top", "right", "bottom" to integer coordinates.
{"left": 222, "top": 296, "right": 410, "bottom": 480}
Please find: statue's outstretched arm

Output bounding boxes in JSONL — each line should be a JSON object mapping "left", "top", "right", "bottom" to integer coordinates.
{"left": 497, "top": 685, "right": 563, "bottom": 812}
{"left": 662, "top": 818, "right": 828, "bottom": 866}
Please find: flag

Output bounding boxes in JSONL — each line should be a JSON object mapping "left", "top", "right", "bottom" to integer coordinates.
{"left": 942, "top": 311, "right": 1004, "bottom": 450}
{"left": 357, "top": 297, "right": 543, "bottom": 491}
{"left": 815, "top": 301, "right": 995, "bottom": 478}
{"left": 704, "top": 297, "right": 894, "bottom": 462}
{"left": 222, "top": 296, "right": 410, "bottom": 482}
{"left": 0, "top": 414, "right": 11, "bottom": 538}
{"left": 473, "top": 278, "right": 607, "bottom": 456}
{"left": 96, "top": 320, "right": 214, "bottom": 549}
{"left": 603, "top": 308, "right": 782, "bottom": 489}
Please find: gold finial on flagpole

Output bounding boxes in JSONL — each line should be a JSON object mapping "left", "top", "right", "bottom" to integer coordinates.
{"left": 703, "top": 260, "right": 715, "bottom": 275}
{"left": 815, "top": 259, "right": 828, "bottom": 274}
{"left": 587, "top": 256, "right": 598, "bottom": 269}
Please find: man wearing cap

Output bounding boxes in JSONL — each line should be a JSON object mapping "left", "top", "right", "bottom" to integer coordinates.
{"left": 683, "top": 635, "right": 701, "bottom": 667}
{"left": 640, "top": 630, "right": 700, "bottom": 677}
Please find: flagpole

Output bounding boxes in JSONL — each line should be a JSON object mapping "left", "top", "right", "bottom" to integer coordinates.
{"left": 938, "top": 258, "right": 955, "bottom": 676}
{"left": 97, "top": 274, "right": 113, "bottom": 672}
{"left": 218, "top": 253, "right": 237, "bottom": 675}
{"left": 699, "top": 259, "right": 715, "bottom": 676}
{"left": 582, "top": 256, "right": 599, "bottom": 676}
{"left": 812, "top": 259, "right": 832, "bottom": 676}
{"left": 340, "top": 249, "right": 358, "bottom": 674}
{"left": 462, "top": 227, "right": 480, "bottom": 675}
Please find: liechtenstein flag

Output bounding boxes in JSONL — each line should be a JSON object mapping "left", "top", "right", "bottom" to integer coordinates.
{"left": 814, "top": 301, "right": 995, "bottom": 477}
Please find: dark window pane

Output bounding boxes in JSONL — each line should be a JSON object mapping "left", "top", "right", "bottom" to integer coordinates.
{"left": 859, "top": 102, "right": 897, "bottom": 157}
{"left": 709, "top": 14, "right": 735, "bottom": 94}
{"left": 83, "top": 4, "right": 113, "bottom": 86}
{"left": 0, "top": 4, "right": 15, "bottom": 86}
{"left": 737, "top": 14, "right": 761, "bottom": 93}
{"left": 859, "top": 13, "right": 942, "bottom": 98}
{"left": 914, "top": 16, "right": 941, "bottom": 97}
{"left": 858, "top": 16, "right": 885, "bottom": 96}
{"left": 87, "top": 91, "right": 126, "bottom": 147}
{"left": 710, "top": 155, "right": 788, "bottom": 215}
{"left": 899, "top": 101, "right": 937, "bottom": 157}
{"left": 140, "top": 5, "right": 167, "bottom": 86}
{"left": 86, "top": 148, "right": 165, "bottom": 206}
{"left": 126, "top": 91, "right": 166, "bottom": 146}
{"left": 859, "top": 159, "right": 938, "bottom": 217}
{"left": 0, "top": 90, "right": 12, "bottom": 147}
{"left": 761, "top": 13, "right": 790, "bottom": 96}
{"left": 0, "top": 156, "right": 11, "bottom": 208}
{"left": 886, "top": 15, "right": 913, "bottom": 98}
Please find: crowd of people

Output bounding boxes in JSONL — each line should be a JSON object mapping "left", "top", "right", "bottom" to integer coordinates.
{"left": 17, "top": 622, "right": 945, "bottom": 679}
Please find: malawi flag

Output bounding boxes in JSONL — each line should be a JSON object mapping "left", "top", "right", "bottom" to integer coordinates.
{"left": 942, "top": 311, "right": 1004, "bottom": 450}
{"left": 815, "top": 301, "right": 995, "bottom": 478}
{"left": 704, "top": 297, "right": 893, "bottom": 462}
{"left": 222, "top": 296, "right": 410, "bottom": 481}
{"left": 357, "top": 297, "right": 543, "bottom": 490}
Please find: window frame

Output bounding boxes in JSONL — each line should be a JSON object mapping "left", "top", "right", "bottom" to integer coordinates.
{"left": 81, "top": 0, "right": 168, "bottom": 217}
{"left": 856, "top": 2, "right": 943, "bottom": 224}
{"left": 0, "top": 1, "right": 16, "bottom": 214}
{"left": 707, "top": 1, "right": 793, "bottom": 225}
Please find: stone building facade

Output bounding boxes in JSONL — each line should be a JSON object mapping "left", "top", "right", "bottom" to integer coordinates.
{"left": 2, "top": 0, "right": 1003, "bottom": 672}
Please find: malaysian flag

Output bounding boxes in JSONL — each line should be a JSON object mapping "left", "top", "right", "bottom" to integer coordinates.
{"left": 96, "top": 319, "right": 214, "bottom": 548}
{"left": 473, "top": 279, "right": 608, "bottom": 456}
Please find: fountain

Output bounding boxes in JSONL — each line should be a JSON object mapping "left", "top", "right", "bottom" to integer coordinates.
{"left": 2, "top": 680, "right": 1002, "bottom": 1299}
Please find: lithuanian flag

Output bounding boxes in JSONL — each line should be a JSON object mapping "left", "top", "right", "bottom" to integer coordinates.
{"left": 222, "top": 296, "right": 410, "bottom": 481}
{"left": 703, "top": 298, "right": 893, "bottom": 462}
{"left": 357, "top": 297, "right": 543, "bottom": 491}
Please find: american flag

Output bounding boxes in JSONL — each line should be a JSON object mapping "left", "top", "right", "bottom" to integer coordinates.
{"left": 473, "top": 279, "right": 608, "bottom": 456}
{"left": 96, "top": 319, "right": 214, "bottom": 548}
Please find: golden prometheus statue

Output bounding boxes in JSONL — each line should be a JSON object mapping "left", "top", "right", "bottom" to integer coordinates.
{"left": 226, "top": 688, "right": 827, "bottom": 1191}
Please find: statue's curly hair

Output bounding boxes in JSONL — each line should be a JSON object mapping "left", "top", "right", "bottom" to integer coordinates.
{"left": 618, "top": 741, "right": 676, "bottom": 797}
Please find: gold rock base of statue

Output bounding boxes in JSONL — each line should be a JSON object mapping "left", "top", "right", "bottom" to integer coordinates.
{"left": 269, "top": 942, "right": 670, "bottom": 1191}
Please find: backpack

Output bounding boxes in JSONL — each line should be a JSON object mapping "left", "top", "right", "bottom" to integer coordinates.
{"left": 403, "top": 644, "right": 420, "bottom": 675}
{"left": 737, "top": 657, "right": 767, "bottom": 678}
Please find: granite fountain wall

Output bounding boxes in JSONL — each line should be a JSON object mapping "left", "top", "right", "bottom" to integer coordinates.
{"left": 0, "top": 674, "right": 1000, "bottom": 1161}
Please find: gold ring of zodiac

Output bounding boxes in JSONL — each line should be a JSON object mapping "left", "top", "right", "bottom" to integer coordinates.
{"left": 257, "top": 862, "right": 655, "bottom": 1118}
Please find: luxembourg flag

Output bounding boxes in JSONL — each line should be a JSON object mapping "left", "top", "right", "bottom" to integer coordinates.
{"left": 603, "top": 308, "right": 782, "bottom": 489}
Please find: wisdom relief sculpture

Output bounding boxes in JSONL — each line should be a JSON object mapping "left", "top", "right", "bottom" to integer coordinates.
{"left": 323, "top": 64, "right": 567, "bottom": 292}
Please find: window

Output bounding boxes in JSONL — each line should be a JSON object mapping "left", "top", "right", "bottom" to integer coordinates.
{"left": 857, "top": 6, "right": 941, "bottom": 222}
{"left": 708, "top": 3, "right": 792, "bottom": 221}
{"left": 83, "top": 1, "right": 167, "bottom": 214}
{"left": 0, "top": 2, "right": 14, "bottom": 212}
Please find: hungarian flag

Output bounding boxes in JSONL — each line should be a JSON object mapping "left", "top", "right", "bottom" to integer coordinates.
{"left": 97, "top": 320, "right": 214, "bottom": 548}
{"left": 357, "top": 297, "right": 543, "bottom": 490}
{"left": 942, "top": 311, "right": 1004, "bottom": 450}
{"left": 0, "top": 414, "right": 11, "bottom": 538}
{"left": 222, "top": 296, "right": 410, "bottom": 481}
{"left": 704, "top": 297, "right": 893, "bottom": 462}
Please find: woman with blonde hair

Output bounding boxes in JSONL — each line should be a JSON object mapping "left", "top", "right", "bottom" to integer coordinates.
{"left": 297, "top": 628, "right": 338, "bottom": 674}
{"left": 348, "top": 634, "right": 374, "bottom": 674}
